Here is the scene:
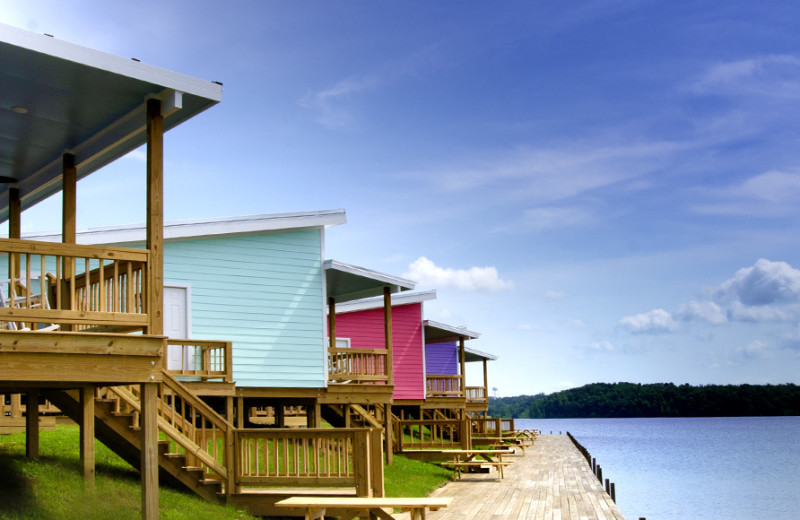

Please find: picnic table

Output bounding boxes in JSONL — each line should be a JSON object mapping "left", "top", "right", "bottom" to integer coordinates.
{"left": 275, "top": 496, "right": 454, "bottom": 520}
{"left": 439, "top": 449, "right": 513, "bottom": 480}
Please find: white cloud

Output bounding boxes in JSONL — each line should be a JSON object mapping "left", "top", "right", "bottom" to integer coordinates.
{"left": 691, "top": 55, "right": 800, "bottom": 99}
{"left": 735, "top": 340, "right": 771, "bottom": 359}
{"left": 586, "top": 340, "right": 615, "bottom": 352}
{"left": 521, "top": 206, "right": 594, "bottom": 231}
{"left": 675, "top": 301, "right": 727, "bottom": 324}
{"left": 403, "top": 256, "right": 514, "bottom": 291}
{"left": 693, "top": 170, "right": 800, "bottom": 217}
{"left": 619, "top": 308, "right": 677, "bottom": 334}
{"left": 713, "top": 259, "right": 800, "bottom": 307}
{"left": 544, "top": 290, "right": 568, "bottom": 299}
{"left": 727, "top": 302, "right": 798, "bottom": 322}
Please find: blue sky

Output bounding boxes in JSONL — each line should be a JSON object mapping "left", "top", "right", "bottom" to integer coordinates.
{"left": 5, "top": 1, "right": 800, "bottom": 396}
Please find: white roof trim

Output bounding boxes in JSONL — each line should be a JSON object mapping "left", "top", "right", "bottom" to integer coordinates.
{"left": 465, "top": 346, "right": 498, "bottom": 361}
{"left": 424, "top": 320, "right": 481, "bottom": 340}
{"left": 334, "top": 290, "right": 437, "bottom": 314}
{"left": 1, "top": 23, "right": 223, "bottom": 102}
{"left": 325, "top": 260, "right": 416, "bottom": 291}
{"left": 8, "top": 209, "right": 346, "bottom": 245}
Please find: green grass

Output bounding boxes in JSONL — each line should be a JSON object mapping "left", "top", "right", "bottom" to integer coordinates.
{"left": 0, "top": 425, "right": 452, "bottom": 519}
{"left": 383, "top": 454, "right": 452, "bottom": 497}
{"left": 0, "top": 425, "right": 257, "bottom": 520}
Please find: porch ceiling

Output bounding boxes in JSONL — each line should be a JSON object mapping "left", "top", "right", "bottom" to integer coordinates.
{"left": 325, "top": 259, "right": 415, "bottom": 303}
{"left": 0, "top": 23, "right": 222, "bottom": 223}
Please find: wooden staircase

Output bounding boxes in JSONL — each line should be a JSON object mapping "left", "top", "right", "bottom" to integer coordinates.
{"left": 44, "top": 372, "right": 232, "bottom": 503}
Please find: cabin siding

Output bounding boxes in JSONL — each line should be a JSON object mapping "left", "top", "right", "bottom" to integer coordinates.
{"left": 162, "top": 229, "right": 326, "bottom": 388}
{"left": 425, "top": 341, "right": 458, "bottom": 375}
{"left": 334, "top": 303, "right": 424, "bottom": 400}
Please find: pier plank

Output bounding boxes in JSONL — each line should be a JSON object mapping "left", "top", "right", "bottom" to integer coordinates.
{"left": 421, "top": 434, "right": 625, "bottom": 520}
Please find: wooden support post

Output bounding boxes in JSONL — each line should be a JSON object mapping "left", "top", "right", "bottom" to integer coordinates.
{"left": 383, "top": 287, "right": 394, "bottom": 386}
{"left": 226, "top": 396, "right": 234, "bottom": 423}
{"left": 482, "top": 359, "right": 489, "bottom": 404}
{"left": 314, "top": 402, "right": 322, "bottom": 428}
{"left": 354, "top": 429, "right": 371, "bottom": 497}
{"left": 9, "top": 188, "right": 20, "bottom": 318}
{"left": 80, "top": 385, "right": 95, "bottom": 488}
{"left": 11, "top": 394, "right": 21, "bottom": 418}
{"left": 328, "top": 297, "right": 336, "bottom": 350}
{"left": 62, "top": 154, "right": 77, "bottom": 330}
{"left": 25, "top": 391, "right": 39, "bottom": 459}
{"left": 237, "top": 396, "right": 244, "bottom": 428}
{"left": 370, "top": 428, "right": 385, "bottom": 497}
{"left": 384, "top": 404, "right": 393, "bottom": 464}
{"left": 458, "top": 338, "right": 466, "bottom": 396}
{"left": 146, "top": 98, "right": 164, "bottom": 336}
{"left": 140, "top": 383, "right": 159, "bottom": 520}
{"left": 276, "top": 404, "right": 285, "bottom": 428}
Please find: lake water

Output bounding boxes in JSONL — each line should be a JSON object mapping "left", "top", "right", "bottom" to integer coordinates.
{"left": 514, "top": 417, "right": 800, "bottom": 520}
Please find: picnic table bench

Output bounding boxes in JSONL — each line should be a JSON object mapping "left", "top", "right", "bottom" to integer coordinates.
{"left": 438, "top": 449, "right": 513, "bottom": 480}
{"left": 275, "top": 496, "right": 454, "bottom": 520}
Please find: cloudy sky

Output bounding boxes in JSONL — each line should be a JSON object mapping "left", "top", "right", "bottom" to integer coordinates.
{"left": 4, "top": 1, "right": 800, "bottom": 395}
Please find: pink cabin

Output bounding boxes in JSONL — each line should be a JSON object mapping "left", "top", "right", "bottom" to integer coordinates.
{"left": 332, "top": 291, "right": 436, "bottom": 402}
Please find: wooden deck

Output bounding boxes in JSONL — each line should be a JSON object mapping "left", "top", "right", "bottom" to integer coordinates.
{"left": 422, "top": 434, "right": 625, "bottom": 520}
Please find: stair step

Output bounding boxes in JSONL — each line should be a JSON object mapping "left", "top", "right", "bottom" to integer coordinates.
{"left": 200, "top": 478, "right": 223, "bottom": 486}
{"left": 183, "top": 466, "right": 204, "bottom": 472}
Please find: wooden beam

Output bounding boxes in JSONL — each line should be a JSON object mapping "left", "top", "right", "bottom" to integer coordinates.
{"left": 25, "top": 390, "right": 39, "bottom": 459}
{"left": 140, "top": 383, "right": 159, "bottom": 520}
{"left": 80, "top": 385, "right": 95, "bottom": 488}
{"left": 383, "top": 287, "right": 394, "bottom": 386}
{"left": 146, "top": 98, "right": 164, "bottom": 336}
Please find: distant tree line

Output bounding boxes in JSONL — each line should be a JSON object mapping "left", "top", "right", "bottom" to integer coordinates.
{"left": 488, "top": 382, "right": 800, "bottom": 418}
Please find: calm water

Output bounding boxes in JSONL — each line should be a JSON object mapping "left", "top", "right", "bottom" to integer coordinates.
{"left": 514, "top": 417, "right": 800, "bottom": 520}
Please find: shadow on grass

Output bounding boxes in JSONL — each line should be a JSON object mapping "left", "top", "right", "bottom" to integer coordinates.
{"left": 0, "top": 453, "right": 50, "bottom": 518}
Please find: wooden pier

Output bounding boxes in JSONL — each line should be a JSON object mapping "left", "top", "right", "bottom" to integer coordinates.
{"left": 423, "top": 434, "right": 625, "bottom": 520}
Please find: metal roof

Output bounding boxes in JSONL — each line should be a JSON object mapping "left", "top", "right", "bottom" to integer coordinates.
{"left": 10, "top": 209, "right": 346, "bottom": 245}
{"left": 423, "top": 319, "right": 480, "bottom": 342}
{"left": 464, "top": 346, "right": 497, "bottom": 362}
{"left": 0, "top": 23, "right": 223, "bottom": 222}
{"left": 324, "top": 260, "right": 415, "bottom": 303}
{"left": 332, "top": 290, "right": 437, "bottom": 314}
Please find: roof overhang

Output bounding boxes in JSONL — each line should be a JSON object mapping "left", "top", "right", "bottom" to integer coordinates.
{"left": 325, "top": 260, "right": 415, "bottom": 303}
{"left": 9, "top": 209, "right": 347, "bottom": 245}
{"left": 464, "top": 346, "right": 497, "bottom": 362}
{"left": 423, "top": 319, "right": 480, "bottom": 343}
{"left": 0, "top": 23, "right": 223, "bottom": 222}
{"left": 333, "top": 290, "right": 436, "bottom": 314}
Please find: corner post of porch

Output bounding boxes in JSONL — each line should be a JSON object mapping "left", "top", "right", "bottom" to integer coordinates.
{"left": 140, "top": 382, "right": 159, "bottom": 520}
{"left": 61, "top": 153, "right": 77, "bottom": 328}
{"left": 328, "top": 297, "right": 336, "bottom": 350}
{"left": 482, "top": 359, "right": 489, "bottom": 404}
{"left": 459, "top": 338, "right": 466, "bottom": 397}
{"left": 25, "top": 390, "right": 39, "bottom": 459}
{"left": 146, "top": 98, "right": 164, "bottom": 337}
{"left": 80, "top": 385, "right": 96, "bottom": 488}
{"left": 382, "top": 287, "right": 394, "bottom": 386}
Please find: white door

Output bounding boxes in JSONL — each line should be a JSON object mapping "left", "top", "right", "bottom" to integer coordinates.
{"left": 164, "top": 285, "right": 189, "bottom": 370}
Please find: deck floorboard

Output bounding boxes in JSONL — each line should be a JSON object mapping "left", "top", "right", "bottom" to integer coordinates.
{"left": 418, "top": 434, "right": 625, "bottom": 520}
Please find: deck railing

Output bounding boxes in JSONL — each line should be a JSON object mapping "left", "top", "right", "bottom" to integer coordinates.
{"left": 236, "top": 427, "right": 383, "bottom": 496}
{"left": 328, "top": 347, "right": 389, "bottom": 384}
{"left": 395, "top": 418, "right": 470, "bottom": 451}
{"left": 465, "top": 386, "right": 487, "bottom": 402}
{"left": 471, "top": 417, "right": 516, "bottom": 436}
{"left": 426, "top": 374, "right": 464, "bottom": 397}
{"left": 102, "top": 372, "right": 383, "bottom": 497}
{"left": 0, "top": 239, "right": 149, "bottom": 331}
{"left": 164, "top": 339, "right": 233, "bottom": 382}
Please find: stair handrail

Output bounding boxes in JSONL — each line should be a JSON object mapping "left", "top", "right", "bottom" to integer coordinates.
{"left": 107, "top": 370, "right": 235, "bottom": 488}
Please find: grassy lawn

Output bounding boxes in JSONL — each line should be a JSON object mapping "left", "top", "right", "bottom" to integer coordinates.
{"left": 0, "top": 424, "right": 452, "bottom": 519}
{"left": 0, "top": 425, "right": 257, "bottom": 520}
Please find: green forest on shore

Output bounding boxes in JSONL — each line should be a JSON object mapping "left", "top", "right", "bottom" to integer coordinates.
{"left": 488, "top": 382, "right": 800, "bottom": 418}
